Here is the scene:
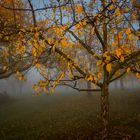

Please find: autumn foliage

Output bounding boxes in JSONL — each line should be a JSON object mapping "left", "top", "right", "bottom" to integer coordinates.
{"left": 0, "top": 0, "right": 140, "bottom": 139}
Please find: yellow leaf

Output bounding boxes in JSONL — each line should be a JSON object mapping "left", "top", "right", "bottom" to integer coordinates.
{"left": 105, "top": 56, "right": 111, "bottom": 62}
{"left": 96, "top": 60, "right": 102, "bottom": 66}
{"left": 77, "top": 5, "right": 83, "bottom": 14}
{"left": 86, "top": 75, "right": 93, "bottom": 82}
{"left": 106, "top": 63, "right": 112, "bottom": 72}
{"left": 109, "top": 4, "right": 114, "bottom": 10}
{"left": 126, "top": 28, "right": 131, "bottom": 35}
{"left": 43, "top": 87, "right": 47, "bottom": 92}
{"left": 97, "top": 72, "right": 102, "bottom": 79}
{"left": 3, "top": 66, "right": 7, "bottom": 71}
{"left": 27, "top": 40, "right": 31, "bottom": 46}
{"left": 36, "top": 63, "right": 41, "bottom": 69}
{"left": 115, "top": 48, "right": 121, "bottom": 58}
{"left": 48, "top": 38, "right": 53, "bottom": 44}
{"left": 20, "top": 28, "right": 26, "bottom": 32}
{"left": 118, "top": 31, "right": 123, "bottom": 39}
{"left": 91, "top": 27, "right": 95, "bottom": 34}
{"left": 32, "top": 47, "right": 37, "bottom": 56}
{"left": 128, "top": 34, "right": 133, "bottom": 40}
{"left": 120, "top": 56, "right": 124, "bottom": 62}
{"left": 67, "top": 63, "right": 73, "bottom": 78}
{"left": 127, "top": 67, "right": 130, "bottom": 73}
{"left": 78, "top": 30, "right": 82, "bottom": 36}
{"left": 136, "top": 73, "right": 140, "bottom": 79}
{"left": 61, "top": 38, "right": 67, "bottom": 46}
{"left": 52, "top": 44, "right": 56, "bottom": 52}
{"left": 116, "top": 8, "right": 121, "bottom": 16}
{"left": 52, "top": 71, "right": 65, "bottom": 89}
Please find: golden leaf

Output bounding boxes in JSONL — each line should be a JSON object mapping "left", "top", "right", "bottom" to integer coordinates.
{"left": 52, "top": 71, "right": 65, "bottom": 90}
{"left": 61, "top": 38, "right": 67, "bottom": 47}
{"left": 116, "top": 8, "right": 121, "bottom": 16}
{"left": 118, "top": 31, "right": 123, "bottom": 39}
{"left": 91, "top": 27, "right": 95, "bottom": 34}
{"left": 127, "top": 67, "right": 130, "bottom": 73}
{"left": 106, "top": 63, "right": 112, "bottom": 72}
{"left": 115, "top": 48, "right": 121, "bottom": 58}
{"left": 97, "top": 72, "right": 102, "bottom": 79}
{"left": 96, "top": 60, "right": 102, "bottom": 66}
{"left": 77, "top": 5, "right": 83, "bottom": 14}
{"left": 48, "top": 38, "right": 53, "bottom": 44}
{"left": 67, "top": 62, "right": 73, "bottom": 78}
{"left": 109, "top": 4, "right": 114, "bottom": 10}
{"left": 136, "top": 73, "right": 140, "bottom": 79}
{"left": 120, "top": 56, "right": 124, "bottom": 62}
{"left": 36, "top": 63, "right": 41, "bottom": 69}
{"left": 126, "top": 28, "right": 131, "bottom": 35}
{"left": 32, "top": 47, "right": 37, "bottom": 56}
{"left": 86, "top": 75, "right": 93, "bottom": 82}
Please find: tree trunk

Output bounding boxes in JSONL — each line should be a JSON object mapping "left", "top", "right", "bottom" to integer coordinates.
{"left": 87, "top": 81, "right": 92, "bottom": 96}
{"left": 101, "top": 84, "right": 109, "bottom": 140}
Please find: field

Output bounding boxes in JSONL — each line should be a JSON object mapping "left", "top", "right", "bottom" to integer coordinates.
{"left": 0, "top": 89, "right": 140, "bottom": 140}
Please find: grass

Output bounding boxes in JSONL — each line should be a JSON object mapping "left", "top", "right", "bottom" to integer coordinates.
{"left": 0, "top": 89, "right": 140, "bottom": 140}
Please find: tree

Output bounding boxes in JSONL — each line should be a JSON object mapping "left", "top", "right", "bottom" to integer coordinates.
{"left": 0, "top": 0, "right": 32, "bottom": 79}
{"left": 0, "top": 0, "right": 140, "bottom": 139}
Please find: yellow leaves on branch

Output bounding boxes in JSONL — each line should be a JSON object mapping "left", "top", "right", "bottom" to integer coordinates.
{"left": 104, "top": 53, "right": 111, "bottom": 63}
{"left": 115, "top": 47, "right": 125, "bottom": 62}
{"left": 52, "top": 70, "right": 65, "bottom": 92}
{"left": 73, "top": 19, "right": 87, "bottom": 33}
{"left": 33, "top": 80, "right": 49, "bottom": 94}
{"left": 16, "top": 44, "right": 26, "bottom": 54}
{"left": 106, "top": 63, "right": 112, "bottom": 72}
{"left": 55, "top": 26, "right": 63, "bottom": 36}
{"left": 67, "top": 62, "right": 74, "bottom": 78}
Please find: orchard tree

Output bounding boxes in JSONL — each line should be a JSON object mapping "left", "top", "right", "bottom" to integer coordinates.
{"left": 0, "top": 0, "right": 140, "bottom": 139}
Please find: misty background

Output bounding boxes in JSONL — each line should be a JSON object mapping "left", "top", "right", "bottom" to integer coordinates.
{"left": 0, "top": 69, "right": 140, "bottom": 97}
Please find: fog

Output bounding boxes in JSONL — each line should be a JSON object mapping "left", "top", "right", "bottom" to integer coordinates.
{"left": 0, "top": 69, "right": 139, "bottom": 97}
{"left": 0, "top": 71, "right": 140, "bottom": 139}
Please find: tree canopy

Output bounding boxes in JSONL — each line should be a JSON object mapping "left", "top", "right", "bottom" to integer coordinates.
{"left": 0, "top": 0, "right": 140, "bottom": 139}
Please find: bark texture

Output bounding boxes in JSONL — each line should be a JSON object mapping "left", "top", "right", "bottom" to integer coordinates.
{"left": 101, "top": 84, "right": 109, "bottom": 140}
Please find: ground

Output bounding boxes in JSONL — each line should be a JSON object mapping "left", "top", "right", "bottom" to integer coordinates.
{"left": 0, "top": 89, "right": 140, "bottom": 140}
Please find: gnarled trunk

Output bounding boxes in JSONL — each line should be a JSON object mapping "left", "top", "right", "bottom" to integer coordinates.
{"left": 101, "top": 84, "right": 109, "bottom": 140}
